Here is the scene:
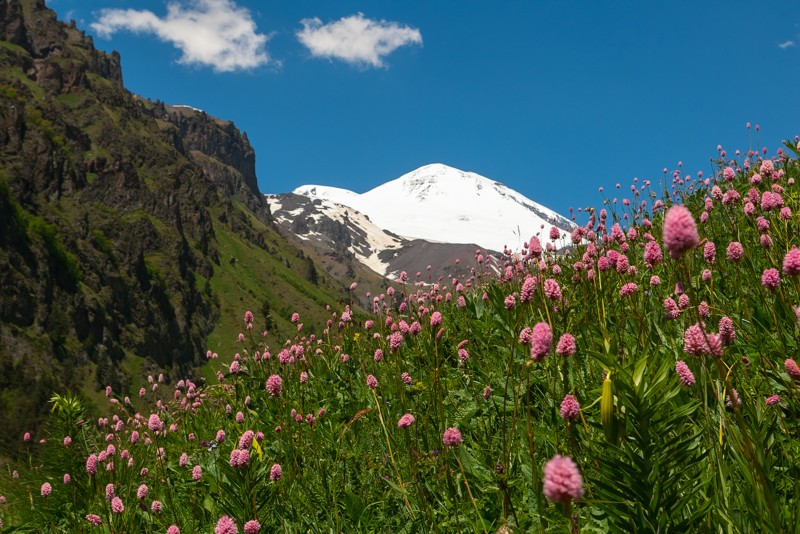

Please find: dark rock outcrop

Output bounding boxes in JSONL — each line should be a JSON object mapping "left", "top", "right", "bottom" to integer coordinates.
{"left": 0, "top": 0, "right": 272, "bottom": 457}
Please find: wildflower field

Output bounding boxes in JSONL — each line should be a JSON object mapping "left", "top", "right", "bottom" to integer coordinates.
{"left": 3, "top": 134, "right": 800, "bottom": 533}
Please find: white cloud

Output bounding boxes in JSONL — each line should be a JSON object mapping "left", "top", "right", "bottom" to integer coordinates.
{"left": 296, "top": 13, "right": 422, "bottom": 68}
{"left": 91, "top": 0, "right": 271, "bottom": 72}
{"left": 778, "top": 40, "right": 795, "bottom": 49}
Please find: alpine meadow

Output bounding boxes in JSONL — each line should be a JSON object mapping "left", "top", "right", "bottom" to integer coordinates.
{"left": 3, "top": 1, "right": 800, "bottom": 533}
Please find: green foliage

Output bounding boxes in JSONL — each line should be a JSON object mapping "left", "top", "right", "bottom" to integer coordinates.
{"left": 27, "top": 216, "right": 82, "bottom": 286}
{"left": 5, "top": 139, "right": 800, "bottom": 533}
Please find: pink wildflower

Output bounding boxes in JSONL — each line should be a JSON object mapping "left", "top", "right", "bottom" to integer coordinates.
{"left": 761, "top": 191, "right": 784, "bottom": 211}
{"left": 726, "top": 389, "right": 741, "bottom": 408}
{"left": 389, "top": 331, "right": 404, "bottom": 352}
{"left": 785, "top": 358, "right": 800, "bottom": 380}
{"left": 366, "top": 374, "right": 378, "bottom": 390}
{"left": 703, "top": 241, "right": 716, "bottom": 264}
{"left": 683, "top": 324, "right": 708, "bottom": 356}
{"left": 519, "top": 327, "right": 533, "bottom": 345}
{"left": 766, "top": 394, "right": 780, "bottom": 406}
{"left": 147, "top": 413, "right": 162, "bottom": 432}
{"left": 643, "top": 241, "right": 662, "bottom": 267}
{"left": 783, "top": 247, "right": 800, "bottom": 276}
{"left": 663, "top": 205, "right": 699, "bottom": 259}
{"left": 111, "top": 497, "right": 124, "bottom": 514}
{"left": 192, "top": 465, "right": 202, "bottom": 481}
{"left": 168, "top": 527, "right": 181, "bottom": 534}
{"left": 270, "top": 463, "right": 283, "bottom": 481}
{"left": 543, "top": 278, "right": 562, "bottom": 300}
{"left": 675, "top": 361, "right": 695, "bottom": 386}
{"left": 85, "top": 514, "right": 102, "bottom": 526}
{"left": 442, "top": 427, "right": 463, "bottom": 448}
{"left": 215, "top": 515, "right": 238, "bottom": 534}
{"left": 530, "top": 322, "right": 553, "bottom": 360}
{"left": 520, "top": 276, "right": 536, "bottom": 302}
{"left": 137, "top": 484, "right": 148, "bottom": 500}
{"left": 230, "top": 449, "right": 250, "bottom": 468}
{"left": 239, "top": 430, "right": 255, "bottom": 450}
{"left": 556, "top": 333, "right": 576, "bottom": 356}
{"left": 726, "top": 241, "right": 744, "bottom": 262}
{"left": 542, "top": 455, "right": 584, "bottom": 504}
{"left": 266, "top": 375, "right": 282, "bottom": 397}
{"left": 41, "top": 482, "right": 52, "bottom": 497}
{"left": 719, "top": 316, "right": 735, "bottom": 345}
{"left": 86, "top": 454, "right": 98, "bottom": 476}
{"left": 619, "top": 283, "right": 638, "bottom": 297}
{"left": 559, "top": 395, "right": 580, "bottom": 420}
{"left": 397, "top": 414, "right": 415, "bottom": 428}
{"left": 615, "top": 254, "right": 629, "bottom": 274}
{"left": 430, "top": 311, "right": 443, "bottom": 327}
{"left": 528, "top": 236, "right": 542, "bottom": 258}
{"left": 762, "top": 268, "right": 780, "bottom": 290}
{"left": 244, "top": 520, "right": 261, "bottom": 534}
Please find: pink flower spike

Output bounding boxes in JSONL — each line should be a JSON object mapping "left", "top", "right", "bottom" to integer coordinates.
{"left": 442, "top": 427, "right": 463, "bottom": 448}
{"left": 783, "top": 247, "right": 800, "bottom": 276}
{"left": 270, "top": 463, "right": 283, "bottom": 481}
{"left": 543, "top": 455, "right": 584, "bottom": 504}
{"left": 215, "top": 515, "right": 238, "bottom": 534}
{"left": 675, "top": 361, "right": 695, "bottom": 386}
{"left": 555, "top": 333, "right": 576, "bottom": 356}
{"left": 559, "top": 395, "right": 580, "bottom": 420}
{"left": 785, "top": 358, "right": 800, "bottom": 381}
{"left": 762, "top": 268, "right": 780, "bottom": 290}
{"left": 530, "top": 322, "right": 553, "bottom": 360}
{"left": 397, "top": 413, "right": 415, "bottom": 428}
{"left": 663, "top": 205, "right": 699, "bottom": 259}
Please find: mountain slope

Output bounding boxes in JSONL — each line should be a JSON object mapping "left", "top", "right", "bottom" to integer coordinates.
{"left": 268, "top": 192, "right": 495, "bottom": 281}
{"left": 0, "top": 0, "right": 354, "bottom": 457}
{"left": 295, "top": 163, "right": 575, "bottom": 252}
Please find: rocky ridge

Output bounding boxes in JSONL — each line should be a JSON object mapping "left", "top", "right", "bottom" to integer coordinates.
{"left": 0, "top": 0, "right": 341, "bottom": 457}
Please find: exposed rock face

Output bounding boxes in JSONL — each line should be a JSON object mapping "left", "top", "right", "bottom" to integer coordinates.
{"left": 268, "top": 193, "right": 491, "bottom": 281}
{"left": 0, "top": 0, "right": 271, "bottom": 456}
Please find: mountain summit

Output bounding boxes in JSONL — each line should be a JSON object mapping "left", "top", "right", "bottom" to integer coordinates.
{"left": 294, "top": 163, "right": 574, "bottom": 252}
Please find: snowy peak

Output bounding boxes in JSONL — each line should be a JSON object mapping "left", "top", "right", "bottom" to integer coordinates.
{"left": 376, "top": 163, "right": 483, "bottom": 202}
{"left": 292, "top": 164, "right": 574, "bottom": 252}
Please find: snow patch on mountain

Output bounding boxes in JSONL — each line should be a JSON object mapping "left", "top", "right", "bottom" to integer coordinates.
{"left": 267, "top": 193, "right": 404, "bottom": 275}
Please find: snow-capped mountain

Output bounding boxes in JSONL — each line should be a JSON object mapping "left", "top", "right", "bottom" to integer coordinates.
{"left": 294, "top": 163, "right": 574, "bottom": 253}
{"left": 266, "top": 192, "right": 485, "bottom": 279}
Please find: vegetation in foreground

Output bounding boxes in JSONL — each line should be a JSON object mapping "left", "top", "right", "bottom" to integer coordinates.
{"left": 3, "top": 132, "right": 800, "bottom": 532}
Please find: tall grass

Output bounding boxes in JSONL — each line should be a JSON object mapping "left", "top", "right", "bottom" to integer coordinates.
{"left": 3, "top": 135, "right": 800, "bottom": 532}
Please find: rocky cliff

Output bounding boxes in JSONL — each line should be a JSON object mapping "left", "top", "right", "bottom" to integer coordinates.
{"left": 0, "top": 0, "right": 320, "bottom": 457}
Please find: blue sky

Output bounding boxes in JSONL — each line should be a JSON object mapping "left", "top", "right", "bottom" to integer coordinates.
{"left": 49, "top": 0, "right": 800, "bottom": 218}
